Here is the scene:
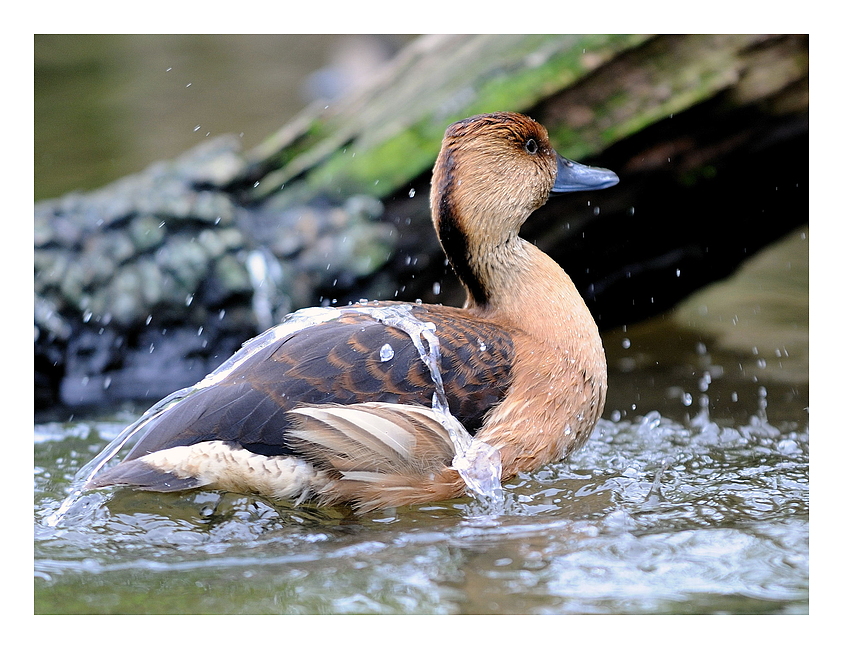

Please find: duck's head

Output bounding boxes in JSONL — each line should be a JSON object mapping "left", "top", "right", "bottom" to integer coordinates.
{"left": 430, "top": 111, "right": 618, "bottom": 306}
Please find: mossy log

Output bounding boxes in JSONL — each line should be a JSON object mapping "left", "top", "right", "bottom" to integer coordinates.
{"left": 238, "top": 34, "right": 650, "bottom": 203}
{"left": 235, "top": 34, "right": 806, "bottom": 203}
{"left": 35, "top": 34, "right": 808, "bottom": 410}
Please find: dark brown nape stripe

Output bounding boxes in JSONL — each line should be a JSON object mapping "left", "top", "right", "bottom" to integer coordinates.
{"left": 436, "top": 150, "right": 490, "bottom": 306}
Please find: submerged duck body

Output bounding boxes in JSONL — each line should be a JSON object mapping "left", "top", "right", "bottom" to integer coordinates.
{"left": 89, "top": 112, "right": 618, "bottom": 511}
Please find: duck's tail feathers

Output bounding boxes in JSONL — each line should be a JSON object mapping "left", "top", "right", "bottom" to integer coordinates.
{"left": 286, "top": 403, "right": 464, "bottom": 511}
{"left": 87, "top": 459, "right": 205, "bottom": 493}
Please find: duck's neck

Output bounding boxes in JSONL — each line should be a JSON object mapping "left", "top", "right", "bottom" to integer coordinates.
{"left": 461, "top": 236, "right": 596, "bottom": 346}
{"left": 432, "top": 163, "right": 597, "bottom": 346}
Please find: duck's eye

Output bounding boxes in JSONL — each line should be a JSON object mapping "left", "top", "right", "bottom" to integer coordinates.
{"left": 524, "top": 138, "right": 538, "bottom": 155}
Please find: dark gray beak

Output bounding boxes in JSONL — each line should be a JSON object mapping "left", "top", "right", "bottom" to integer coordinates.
{"left": 551, "top": 153, "right": 619, "bottom": 194}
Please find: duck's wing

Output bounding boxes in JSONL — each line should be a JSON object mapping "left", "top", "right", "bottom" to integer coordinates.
{"left": 114, "top": 304, "right": 514, "bottom": 463}
{"left": 286, "top": 402, "right": 464, "bottom": 511}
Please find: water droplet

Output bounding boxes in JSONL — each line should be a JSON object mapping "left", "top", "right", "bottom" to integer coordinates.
{"left": 432, "top": 282, "right": 441, "bottom": 296}
{"left": 408, "top": 188, "right": 416, "bottom": 198}
{"left": 621, "top": 338, "right": 631, "bottom": 349}
{"left": 477, "top": 338, "right": 487, "bottom": 352}
{"left": 379, "top": 344, "right": 394, "bottom": 362}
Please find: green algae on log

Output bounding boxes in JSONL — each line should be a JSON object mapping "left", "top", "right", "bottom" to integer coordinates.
{"left": 240, "top": 34, "right": 807, "bottom": 205}
{"left": 241, "top": 34, "right": 650, "bottom": 202}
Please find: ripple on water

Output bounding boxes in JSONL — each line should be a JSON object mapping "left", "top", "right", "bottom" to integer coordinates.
{"left": 34, "top": 408, "right": 807, "bottom": 614}
{"left": 527, "top": 519, "right": 808, "bottom": 614}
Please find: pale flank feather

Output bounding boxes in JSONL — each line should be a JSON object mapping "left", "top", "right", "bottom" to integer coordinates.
{"left": 287, "top": 403, "right": 464, "bottom": 511}
{"left": 89, "top": 441, "right": 330, "bottom": 501}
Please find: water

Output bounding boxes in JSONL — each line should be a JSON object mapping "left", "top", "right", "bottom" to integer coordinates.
{"left": 35, "top": 35, "right": 411, "bottom": 201}
{"left": 45, "top": 307, "right": 345, "bottom": 526}
{"left": 34, "top": 314, "right": 808, "bottom": 614}
{"left": 33, "top": 234, "right": 809, "bottom": 614}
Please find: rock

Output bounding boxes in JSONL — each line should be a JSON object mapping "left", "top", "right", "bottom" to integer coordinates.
{"left": 34, "top": 136, "right": 397, "bottom": 409}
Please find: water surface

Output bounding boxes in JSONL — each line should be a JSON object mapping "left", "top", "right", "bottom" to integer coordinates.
{"left": 35, "top": 311, "right": 808, "bottom": 614}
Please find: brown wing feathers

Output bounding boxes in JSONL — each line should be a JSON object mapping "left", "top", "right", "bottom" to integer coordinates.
{"left": 287, "top": 403, "right": 463, "bottom": 511}
{"left": 116, "top": 305, "right": 514, "bottom": 463}
{"left": 287, "top": 404, "right": 452, "bottom": 473}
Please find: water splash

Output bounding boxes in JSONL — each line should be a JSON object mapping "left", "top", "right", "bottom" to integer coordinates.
{"left": 349, "top": 303, "right": 504, "bottom": 505}
{"left": 45, "top": 385, "right": 197, "bottom": 527}
{"left": 49, "top": 303, "right": 503, "bottom": 524}
{"left": 245, "top": 248, "right": 287, "bottom": 332}
{"left": 47, "top": 307, "right": 343, "bottom": 527}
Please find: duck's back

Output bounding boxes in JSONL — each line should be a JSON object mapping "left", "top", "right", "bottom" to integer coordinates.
{"left": 119, "top": 303, "right": 515, "bottom": 463}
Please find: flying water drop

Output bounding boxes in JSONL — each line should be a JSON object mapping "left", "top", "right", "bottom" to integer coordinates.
{"left": 379, "top": 343, "right": 394, "bottom": 362}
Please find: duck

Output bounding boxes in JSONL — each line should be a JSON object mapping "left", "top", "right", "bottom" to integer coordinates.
{"left": 87, "top": 111, "right": 618, "bottom": 512}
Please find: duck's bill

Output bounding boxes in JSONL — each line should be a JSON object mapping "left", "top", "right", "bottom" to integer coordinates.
{"left": 551, "top": 153, "right": 619, "bottom": 193}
